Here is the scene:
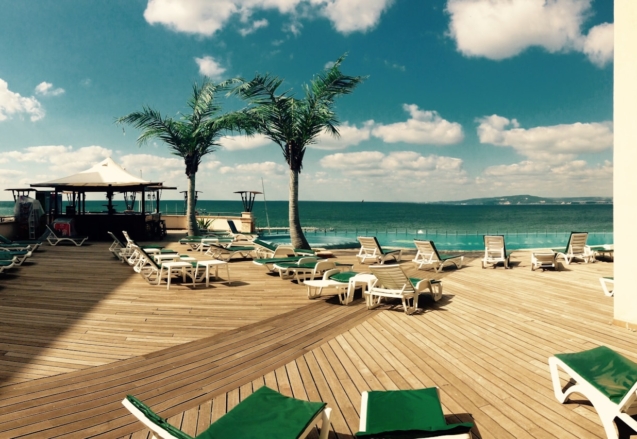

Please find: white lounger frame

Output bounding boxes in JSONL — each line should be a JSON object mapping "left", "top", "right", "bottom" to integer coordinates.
{"left": 549, "top": 355, "right": 637, "bottom": 439}
{"left": 46, "top": 224, "right": 87, "bottom": 246}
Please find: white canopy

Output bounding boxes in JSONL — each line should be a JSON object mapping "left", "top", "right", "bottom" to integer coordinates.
{"left": 31, "top": 157, "right": 163, "bottom": 189}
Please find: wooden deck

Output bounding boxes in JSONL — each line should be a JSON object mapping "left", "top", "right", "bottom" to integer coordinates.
{"left": 0, "top": 236, "right": 630, "bottom": 438}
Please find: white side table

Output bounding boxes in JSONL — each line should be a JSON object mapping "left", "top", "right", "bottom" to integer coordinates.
{"left": 160, "top": 261, "right": 193, "bottom": 290}
{"left": 195, "top": 260, "right": 231, "bottom": 287}
{"left": 347, "top": 274, "right": 377, "bottom": 306}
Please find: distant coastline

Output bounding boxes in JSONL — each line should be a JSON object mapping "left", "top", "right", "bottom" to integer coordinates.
{"left": 427, "top": 194, "right": 612, "bottom": 206}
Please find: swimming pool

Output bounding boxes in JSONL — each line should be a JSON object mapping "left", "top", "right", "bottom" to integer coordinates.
{"left": 258, "top": 230, "right": 614, "bottom": 251}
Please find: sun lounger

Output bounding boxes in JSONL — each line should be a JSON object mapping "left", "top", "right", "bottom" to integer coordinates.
{"left": 531, "top": 252, "right": 558, "bottom": 271}
{"left": 368, "top": 264, "right": 443, "bottom": 315}
{"left": 253, "top": 255, "right": 307, "bottom": 272}
{"left": 273, "top": 258, "right": 353, "bottom": 283}
{"left": 0, "top": 249, "right": 32, "bottom": 266}
{"left": 356, "top": 388, "right": 474, "bottom": 438}
{"left": 599, "top": 277, "right": 614, "bottom": 296}
{"left": 0, "top": 259, "right": 16, "bottom": 274}
{"left": 205, "top": 242, "right": 255, "bottom": 261}
{"left": 357, "top": 236, "right": 402, "bottom": 265}
{"left": 0, "top": 234, "right": 41, "bottom": 251}
{"left": 226, "top": 219, "right": 258, "bottom": 242}
{"left": 46, "top": 224, "right": 88, "bottom": 246}
{"left": 552, "top": 232, "right": 594, "bottom": 265}
{"left": 123, "top": 386, "right": 331, "bottom": 439}
{"left": 304, "top": 269, "right": 373, "bottom": 305}
{"left": 482, "top": 235, "right": 511, "bottom": 269}
{"left": 549, "top": 346, "right": 637, "bottom": 439}
{"left": 412, "top": 239, "right": 463, "bottom": 272}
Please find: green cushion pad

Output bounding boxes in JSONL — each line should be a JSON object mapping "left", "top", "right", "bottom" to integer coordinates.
{"left": 329, "top": 271, "right": 359, "bottom": 283}
{"left": 555, "top": 346, "right": 637, "bottom": 404}
{"left": 276, "top": 262, "right": 317, "bottom": 269}
{"left": 226, "top": 246, "right": 254, "bottom": 251}
{"left": 356, "top": 388, "right": 473, "bottom": 438}
{"left": 0, "top": 250, "right": 27, "bottom": 256}
{"left": 197, "top": 386, "right": 326, "bottom": 439}
{"left": 0, "top": 260, "right": 13, "bottom": 266}
{"left": 126, "top": 395, "right": 194, "bottom": 439}
{"left": 253, "top": 239, "right": 277, "bottom": 251}
{"left": 254, "top": 257, "right": 301, "bottom": 265}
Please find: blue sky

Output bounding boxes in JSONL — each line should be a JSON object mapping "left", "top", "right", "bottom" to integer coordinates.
{"left": 0, "top": 0, "right": 613, "bottom": 202}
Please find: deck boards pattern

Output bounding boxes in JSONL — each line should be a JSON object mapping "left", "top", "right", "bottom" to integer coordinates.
{"left": 0, "top": 237, "right": 630, "bottom": 438}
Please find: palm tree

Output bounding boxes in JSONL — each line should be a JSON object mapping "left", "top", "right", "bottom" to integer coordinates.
{"left": 232, "top": 55, "right": 365, "bottom": 248}
{"left": 117, "top": 79, "right": 250, "bottom": 236}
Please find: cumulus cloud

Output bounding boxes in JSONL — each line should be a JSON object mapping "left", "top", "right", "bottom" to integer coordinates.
{"left": 446, "top": 0, "right": 613, "bottom": 67}
{"left": 371, "top": 104, "right": 464, "bottom": 145}
{"left": 0, "top": 145, "right": 112, "bottom": 173}
{"left": 34, "top": 82, "right": 65, "bottom": 97}
{"left": 0, "top": 79, "right": 44, "bottom": 122}
{"left": 478, "top": 159, "right": 612, "bottom": 196}
{"left": 219, "top": 161, "right": 285, "bottom": 175}
{"left": 144, "top": 0, "right": 394, "bottom": 36}
{"left": 219, "top": 134, "right": 272, "bottom": 151}
{"left": 195, "top": 56, "right": 227, "bottom": 80}
{"left": 239, "top": 18, "right": 268, "bottom": 36}
{"left": 476, "top": 114, "right": 613, "bottom": 162}
{"left": 311, "top": 121, "right": 374, "bottom": 150}
{"left": 320, "top": 150, "right": 465, "bottom": 179}
{"left": 582, "top": 22, "right": 614, "bottom": 67}
{"left": 310, "top": 0, "right": 394, "bottom": 34}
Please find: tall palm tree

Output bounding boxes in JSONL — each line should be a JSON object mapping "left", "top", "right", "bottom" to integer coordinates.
{"left": 117, "top": 79, "right": 249, "bottom": 236}
{"left": 233, "top": 55, "right": 365, "bottom": 249}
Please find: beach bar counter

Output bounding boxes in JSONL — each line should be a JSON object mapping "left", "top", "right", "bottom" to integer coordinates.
{"left": 31, "top": 158, "right": 174, "bottom": 241}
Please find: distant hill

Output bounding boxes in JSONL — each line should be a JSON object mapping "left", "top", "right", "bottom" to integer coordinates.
{"left": 430, "top": 195, "right": 612, "bottom": 205}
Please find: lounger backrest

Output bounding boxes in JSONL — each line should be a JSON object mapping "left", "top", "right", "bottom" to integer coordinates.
{"left": 414, "top": 240, "right": 440, "bottom": 261}
{"left": 46, "top": 224, "right": 59, "bottom": 237}
{"left": 567, "top": 232, "right": 588, "bottom": 253}
{"left": 253, "top": 238, "right": 277, "bottom": 252}
{"left": 227, "top": 220, "right": 240, "bottom": 234}
{"left": 107, "top": 231, "right": 124, "bottom": 248}
{"left": 135, "top": 246, "right": 161, "bottom": 270}
{"left": 369, "top": 265, "right": 414, "bottom": 293}
{"left": 0, "top": 235, "right": 11, "bottom": 244}
{"left": 297, "top": 256, "right": 318, "bottom": 265}
{"left": 484, "top": 235, "right": 506, "bottom": 257}
{"left": 122, "top": 230, "right": 134, "bottom": 246}
{"left": 358, "top": 237, "right": 380, "bottom": 253}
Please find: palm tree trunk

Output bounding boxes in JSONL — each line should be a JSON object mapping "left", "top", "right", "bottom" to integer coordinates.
{"left": 186, "top": 172, "right": 198, "bottom": 237}
{"left": 289, "top": 168, "right": 310, "bottom": 249}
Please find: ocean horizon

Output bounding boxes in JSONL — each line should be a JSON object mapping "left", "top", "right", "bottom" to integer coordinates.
{"left": 1, "top": 199, "right": 612, "bottom": 251}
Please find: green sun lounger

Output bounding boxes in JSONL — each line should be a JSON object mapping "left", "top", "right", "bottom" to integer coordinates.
{"left": 412, "top": 239, "right": 464, "bottom": 272}
{"left": 356, "top": 388, "right": 474, "bottom": 438}
{"left": 123, "top": 386, "right": 331, "bottom": 439}
{"left": 549, "top": 346, "right": 637, "bottom": 439}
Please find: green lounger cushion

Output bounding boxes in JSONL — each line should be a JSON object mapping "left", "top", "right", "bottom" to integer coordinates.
{"left": 0, "top": 250, "right": 28, "bottom": 257}
{"left": 555, "top": 346, "right": 637, "bottom": 404}
{"left": 356, "top": 388, "right": 473, "bottom": 438}
{"left": 254, "top": 257, "right": 302, "bottom": 265}
{"left": 198, "top": 386, "right": 326, "bottom": 439}
{"left": 294, "top": 248, "right": 316, "bottom": 255}
{"left": 329, "top": 271, "right": 360, "bottom": 283}
{"left": 253, "top": 238, "right": 277, "bottom": 251}
{"left": 275, "top": 261, "right": 318, "bottom": 270}
{"left": 0, "top": 260, "right": 13, "bottom": 266}
{"left": 409, "top": 278, "right": 441, "bottom": 287}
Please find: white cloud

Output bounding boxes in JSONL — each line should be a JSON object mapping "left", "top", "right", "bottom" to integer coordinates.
{"left": 219, "top": 161, "right": 285, "bottom": 175}
{"left": 476, "top": 114, "right": 613, "bottom": 162}
{"left": 119, "top": 153, "right": 183, "bottom": 173}
{"left": 0, "top": 145, "right": 112, "bottom": 175}
{"left": 220, "top": 134, "right": 272, "bottom": 151}
{"left": 310, "top": 0, "right": 394, "bottom": 34}
{"left": 582, "top": 22, "right": 614, "bottom": 67}
{"left": 371, "top": 104, "right": 464, "bottom": 145}
{"left": 446, "top": 0, "right": 613, "bottom": 67}
{"left": 479, "top": 159, "right": 612, "bottom": 196}
{"left": 239, "top": 18, "right": 269, "bottom": 36}
{"left": 311, "top": 121, "right": 374, "bottom": 150}
{"left": 0, "top": 79, "right": 44, "bottom": 122}
{"left": 144, "top": 0, "right": 394, "bottom": 36}
{"left": 34, "top": 82, "right": 65, "bottom": 97}
{"left": 194, "top": 56, "right": 227, "bottom": 80}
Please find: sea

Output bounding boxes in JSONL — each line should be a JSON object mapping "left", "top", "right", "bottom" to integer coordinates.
{"left": 1, "top": 199, "right": 612, "bottom": 251}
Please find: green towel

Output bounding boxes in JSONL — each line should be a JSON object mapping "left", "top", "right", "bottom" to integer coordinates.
{"left": 197, "top": 386, "right": 326, "bottom": 439}
{"left": 555, "top": 346, "right": 637, "bottom": 404}
{"left": 356, "top": 388, "right": 473, "bottom": 438}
